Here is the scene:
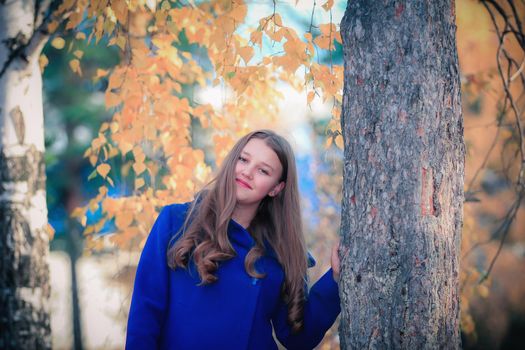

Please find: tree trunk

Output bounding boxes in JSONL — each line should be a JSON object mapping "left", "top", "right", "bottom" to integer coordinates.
{"left": 0, "top": 1, "right": 52, "bottom": 348}
{"left": 338, "top": 1, "right": 464, "bottom": 348}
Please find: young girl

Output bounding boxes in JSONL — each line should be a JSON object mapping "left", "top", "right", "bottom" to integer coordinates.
{"left": 126, "top": 130, "right": 341, "bottom": 350}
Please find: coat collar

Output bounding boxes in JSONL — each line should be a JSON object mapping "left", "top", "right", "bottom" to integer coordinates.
{"left": 228, "top": 219, "right": 280, "bottom": 261}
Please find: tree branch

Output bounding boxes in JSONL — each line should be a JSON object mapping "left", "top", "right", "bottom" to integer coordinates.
{"left": 0, "top": 0, "right": 63, "bottom": 78}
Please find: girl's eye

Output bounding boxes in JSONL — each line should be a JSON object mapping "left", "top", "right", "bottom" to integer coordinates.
{"left": 239, "top": 156, "right": 247, "bottom": 163}
{"left": 259, "top": 169, "right": 269, "bottom": 175}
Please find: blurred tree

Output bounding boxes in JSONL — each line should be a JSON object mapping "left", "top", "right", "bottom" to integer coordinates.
{"left": 338, "top": 1, "right": 464, "bottom": 348}
{"left": 42, "top": 31, "right": 120, "bottom": 350}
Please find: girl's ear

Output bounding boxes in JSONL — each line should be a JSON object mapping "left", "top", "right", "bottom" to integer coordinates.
{"left": 269, "top": 181, "right": 285, "bottom": 197}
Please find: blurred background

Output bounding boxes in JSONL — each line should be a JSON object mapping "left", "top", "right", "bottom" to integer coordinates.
{"left": 43, "top": 0, "right": 524, "bottom": 349}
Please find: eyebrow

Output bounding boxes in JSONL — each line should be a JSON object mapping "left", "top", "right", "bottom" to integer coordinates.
{"left": 241, "top": 151, "right": 275, "bottom": 171}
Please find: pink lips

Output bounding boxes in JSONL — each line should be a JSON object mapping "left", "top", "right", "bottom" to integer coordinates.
{"left": 236, "top": 178, "right": 252, "bottom": 189}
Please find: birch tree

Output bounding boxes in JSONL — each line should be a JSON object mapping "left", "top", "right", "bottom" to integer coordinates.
{"left": 0, "top": 1, "right": 59, "bottom": 348}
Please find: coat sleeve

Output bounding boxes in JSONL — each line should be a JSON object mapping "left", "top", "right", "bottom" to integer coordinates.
{"left": 272, "top": 268, "right": 341, "bottom": 350}
{"left": 125, "top": 206, "right": 175, "bottom": 349}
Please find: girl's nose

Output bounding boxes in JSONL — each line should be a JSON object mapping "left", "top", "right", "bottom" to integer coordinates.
{"left": 242, "top": 166, "right": 254, "bottom": 179}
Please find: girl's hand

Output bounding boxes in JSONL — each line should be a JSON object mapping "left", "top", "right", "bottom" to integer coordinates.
{"left": 331, "top": 238, "right": 341, "bottom": 282}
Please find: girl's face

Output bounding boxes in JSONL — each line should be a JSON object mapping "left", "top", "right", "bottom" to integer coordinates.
{"left": 234, "top": 138, "right": 285, "bottom": 206}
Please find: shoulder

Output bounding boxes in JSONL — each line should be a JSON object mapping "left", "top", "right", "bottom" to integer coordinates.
{"left": 162, "top": 202, "right": 192, "bottom": 222}
{"left": 153, "top": 202, "right": 193, "bottom": 239}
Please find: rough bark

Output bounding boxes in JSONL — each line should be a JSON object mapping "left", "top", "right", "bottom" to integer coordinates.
{"left": 0, "top": 1, "right": 54, "bottom": 348}
{"left": 338, "top": 1, "right": 464, "bottom": 349}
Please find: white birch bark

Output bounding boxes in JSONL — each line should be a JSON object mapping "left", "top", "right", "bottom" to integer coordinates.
{"left": 0, "top": 1, "right": 53, "bottom": 348}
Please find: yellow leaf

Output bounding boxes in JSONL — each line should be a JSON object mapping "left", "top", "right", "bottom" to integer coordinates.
{"left": 95, "top": 68, "right": 109, "bottom": 78}
{"left": 69, "top": 59, "right": 81, "bottom": 75}
{"left": 97, "top": 163, "right": 111, "bottom": 178}
{"left": 73, "top": 50, "right": 84, "bottom": 59}
{"left": 75, "top": 32, "right": 86, "bottom": 40}
{"left": 116, "top": 36, "right": 127, "bottom": 51}
{"left": 110, "top": 122, "right": 119, "bottom": 133}
{"left": 39, "top": 54, "right": 49, "bottom": 72}
{"left": 478, "top": 284, "right": 490, "bottom": 298}
{"left": 135, "top": 178, "right": 145, "bottom": 189}
{"left": 325, "top": 137, "right": 333, "bottom": 149}
{"left": 335, "top": 134, "right": 344, "bottom": 149}
{"left": 71, "top": 207, "right": 84, "bottom": 218}
{"left": 99, "top": 185, "right": 108, "bottom": 196}
{"left": 51, "top": 37, "right": 65, "bottom": 49}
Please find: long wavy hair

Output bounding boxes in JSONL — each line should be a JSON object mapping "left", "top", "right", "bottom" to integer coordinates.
{"left": 167, "top": 130, "right": 308, "bottom": 332}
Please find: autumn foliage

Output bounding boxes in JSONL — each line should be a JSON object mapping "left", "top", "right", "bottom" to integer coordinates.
{"left": 43, "top": 0, "right": 343, "bottom": 252}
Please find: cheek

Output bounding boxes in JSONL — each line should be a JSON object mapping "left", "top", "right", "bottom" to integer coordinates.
{"left": 234, "top": 161, "right": 242, "bottom": 174}
{"left": 258, "top": 177, "right": 278, "bottom": 193}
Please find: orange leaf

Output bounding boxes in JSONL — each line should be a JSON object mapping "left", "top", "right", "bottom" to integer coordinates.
{"left": 119, "top": 142, "right": 133, "bottom": 155}
{"left": 47, "top": 21, "right": 59, "bottom": 34}
{"left": 238, "top": 46, "right": 254, "bottom": 64}
{"left": 97, "top": 163, "right": 111, "bottom": 178}
{"left": 307, "top": 91, "right": 315, "bottom": 104}
{"left": 325, "top": 137, "right": 333, "bottom": 149}
{"left": 229, "top": 4, "right": 247, "bottom": 22}
{"left": 273, "top": 13, "right": 283, "bottom": 26}
{"left": 115, "top": 211, "right": 133, "bottom": 230}
{"left": 335, "top": 134, "right": 344, "bottom": 149}
{"left": 105, "top": 92, "right": 121, "bottom": 108}
{"left": 250, "top": 31, "right": 262, "bottom": 48}
{"left": 132, "top": 146, "right": 146, "bottom": 163}
{"left": 47, "top": 223, "right": 55, "bottom": 240}
{"left": 322, "top": 0, "right": 334, "bottom": 11}
{"left": 133, "top": 162, "right": 146, "bottom": 175}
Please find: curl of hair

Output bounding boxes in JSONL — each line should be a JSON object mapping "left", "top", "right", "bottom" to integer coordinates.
{"left": 167, "top": 130, "right": 308, "bottom": 332}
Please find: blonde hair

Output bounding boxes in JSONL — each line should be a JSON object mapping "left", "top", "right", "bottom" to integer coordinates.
{"left": 167, "top": 130, "right": 308, "bottom": 332}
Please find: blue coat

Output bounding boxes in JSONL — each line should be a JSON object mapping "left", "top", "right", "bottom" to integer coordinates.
{"left": 126, "top": 203, "right": 340, "bottom": 350}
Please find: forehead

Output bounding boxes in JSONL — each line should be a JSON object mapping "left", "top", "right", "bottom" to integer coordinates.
{"left": 241, "top": 138, "right": 283, "bottom": 169}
